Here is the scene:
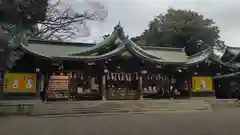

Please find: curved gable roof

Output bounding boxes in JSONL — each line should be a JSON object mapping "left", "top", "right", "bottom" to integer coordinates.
{"left": 20, "top": 24, "right": 212, "bottom": 65}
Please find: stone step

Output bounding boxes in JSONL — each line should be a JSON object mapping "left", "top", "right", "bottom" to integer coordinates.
{"left": 30, "top": 100, "right": 211, "bottom": 115}
{"left": 0, "top": 100, "right": 214, "bottom": 116}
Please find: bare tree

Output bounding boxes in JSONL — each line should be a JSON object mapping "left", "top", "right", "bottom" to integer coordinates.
{"left": 32, "top": 0, "right": 108, "bottom": 41}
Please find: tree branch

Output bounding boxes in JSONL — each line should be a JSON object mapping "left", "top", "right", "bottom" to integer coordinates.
{"left": 31, "top": 1, "right": 107, "bottom": 40}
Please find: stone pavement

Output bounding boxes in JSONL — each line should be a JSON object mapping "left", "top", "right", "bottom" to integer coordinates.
{"left": 2, "top": 109, "right": 240, "bottom": 135}
{"left": 0, "top": 99, "right": 239, "bottom": 116}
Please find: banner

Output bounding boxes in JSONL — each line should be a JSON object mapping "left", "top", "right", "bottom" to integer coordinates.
{"left": 192, "top": 76, "right": 213, "bottom": 92}
{"left": 3, "top": 73, "right": 36, "bottom": 93}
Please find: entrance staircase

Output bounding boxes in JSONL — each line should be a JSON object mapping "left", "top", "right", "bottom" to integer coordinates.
{"left": 30, "top": 100, "right": 212, "bottom": 116}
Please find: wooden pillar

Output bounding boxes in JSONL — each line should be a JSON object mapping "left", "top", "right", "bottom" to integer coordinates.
{"left": 139, "top": 76, "right": 143, "bottom": 100}
{"left": 35, "top": 69, "right": 41, "bottom": 99}
{"left": 189, "top": 76, "right": 193, "bottom": 98}
{"left": 44, "top": 72, "right": 50, "bottom": 101}
{"left": 0, "top": 71, "right": 3, "bottom": 99}
{"left": 38, "top": 73, "right": 45, "bottom": 99}
{"left": 68, "top": 72, "right": 71, "bottom": 100}
{"left": 102, "top": 75, "right": 107, "bottom": 100}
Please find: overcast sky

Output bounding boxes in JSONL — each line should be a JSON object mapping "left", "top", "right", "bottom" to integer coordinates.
{"left": 65, "top": 0, "right": 240, "bottom": 47}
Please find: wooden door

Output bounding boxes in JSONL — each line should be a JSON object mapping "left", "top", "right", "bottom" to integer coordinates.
{"left": 142, "top": 73, "right": 168, "bottom": 98}
{"left": 106, "top": 72, "right": 140, "bottom": 100}
{"left": 69, "top": 72, "right": 101, "bottom": 100}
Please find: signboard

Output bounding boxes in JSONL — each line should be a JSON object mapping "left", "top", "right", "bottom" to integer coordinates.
{"left": 3, "top": 73, "right": 36, "bottom": 93}
{"left": 192, "top": 76, "right": 213, "bottom": 92}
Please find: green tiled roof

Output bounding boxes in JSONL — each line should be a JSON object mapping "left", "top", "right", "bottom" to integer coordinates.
{"left": 227, "top": 47, "right": 240, "bottom": 55}
{"left": 21, "top": 41, "right": 92, "bottom": 58}
{"left": 211, "top": 45, "right": 240, "bottom": 68}
{"left": 19, "top": 24, "right": 213, "bottom": 65}
{"left": 186, "top": 47, "right": 212, "bottom": 65}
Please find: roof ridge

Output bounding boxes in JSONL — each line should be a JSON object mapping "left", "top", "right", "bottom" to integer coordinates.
{"left": 226, "top": 46, "right": 240, "bottom": 49}
{"left": 187, "top": 47, "right": 212, "bottom": 59}
{"left": 140, "top": 46, "right": 184, "bottom": 51}
{"left": 28, "top": 39, "right": 95, "bottom": 47}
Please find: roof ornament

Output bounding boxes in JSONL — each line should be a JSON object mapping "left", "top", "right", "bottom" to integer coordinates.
{"left": 114, "top": 21, "right": 125, "bottom": 38}
{"left": 117, "top": 21, "right": 121, "bottom": 26}
{"left": 114, "top": 21, "right": 122, "bottom": 30}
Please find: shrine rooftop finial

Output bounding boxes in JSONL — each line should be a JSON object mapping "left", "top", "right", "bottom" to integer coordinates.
{"left": 118, "top": 21, "right": 121, "bottom": 26}
{"left": 113, "top": 21, "right": 125, "bottom": 38}
{"left": 114, "top": 21, "right": 123, "bottom": 30}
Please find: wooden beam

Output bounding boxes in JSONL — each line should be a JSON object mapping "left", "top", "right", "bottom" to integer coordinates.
{"left": 213, "top": 72, "right": 240, "bottom": 79}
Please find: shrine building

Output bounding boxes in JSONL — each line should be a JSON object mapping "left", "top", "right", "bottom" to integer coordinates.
{"left": 1, "top": 24, "right": 240, "bottom": 100}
